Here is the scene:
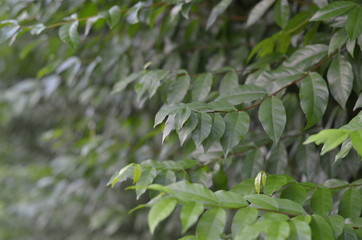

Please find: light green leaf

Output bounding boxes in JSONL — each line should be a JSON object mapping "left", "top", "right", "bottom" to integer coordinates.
{"left": 192, "top": 113, "right": 212, "bottom": 147}
{"left": 242, "top": 149, "right": 264, "bottom": 179}
{"left": 338, "top": 188, "right": 362, "bottom": 218}
{"left": 340, "top": 112, "right": 362, "bottom": 131}
{"left": 265, "top": 221, "right": 290, "bottom": 240}
{"left": 136, "top": 167, "right": 157, "bottom": 199}
{"left": 220, "top": 112, "right": 250, "bottom": 156}
{"left": 310, "top": 187, "right": 333, "bottom": 215}
{"left": 350, "top": 130, "right": 362, "bottom": 156}
{"left": 274, "top": 0, "right": 290, "bottom": 28}
{"left": 258, "top": 96, "right": 286, "bottom": 144}
{"left": 180, "top": 202, "right": 204, "bottom": 234}
{"left": 219, "top": 70, "right": 239, "bottom": 96}
{"left": 148, "top": 198, "right": 177, "bottom": 234}
{"left": 192, "top": 73, "right": 213, "bottom": 101}
{"left": 310, "top": 1, "right": 357, "bottom": 21}
{"left": 0, "top": 20, "right": 20, "bottom": 44}
{"left": 289, "top": 219, "right": 311, "bottom": 240}
{"left": 246, "top": 0, "right": 276, "bottom": 27}
{"left": 154, "top": 103, "right": 183, "bottom": 127}
{"left": 299, "top": 72, "right": 329, "bottom": 129}
{"left": 335, "top": 139, "right": 352, "bottom": 162}
{"left": 175, "top": 107, "right": 192, "bottom": 131}
{"left": 206, "top": 0, "right": 233, "bottom": 30}
{"left": 327, "top": 54, "right": 353, "bottom": 109}
{"left": 345, "top": 7, "right": 362, "bottom": 41}
{"left": 58, "top": 21, "right": 80, "bottom": 49}
{"left": 162, "top": 113, "right": 176, "bottom": 143}
{"left": 133, "top": 164, "right": 142, "bottom": 184}
{"left": 235, "top": 219, "right": 270, "bottom": 240}
{"left": 167, "top": 73, "right": 191, "bottom": 103}
{"left": 107, "top": 163, "right": 134, "bottom": 187}
{"left": 196, "top": 208, "right": 226, "bottom": 240}
{"left": 232, "top": 208, "right": 259, "bottom": 238}
{"left": 202, "top": 113, "right": 225, "bottom": 152}
{"left": 328, "top": 29, "right": 348, "bottom": 55}
{"left": 245, "top": 194, "right": 278, "bottom": 211}
{"left": 178, "top": 112, "right": 198, "bottom": 145}
{"left": 310, "top": 214, "right": 334, "bottom": 240}
{"left": 263, "top": 175, "right": 288, "bottom": 195}
{"left": 112, "top": 71, "right": 144, "bottom": 94}
{"left": 275, "top": 198, "right": 306, "bottom": 215}
{"left": 231, "top": 178, "right": 257, "bottom": 196}
{"left": 304, "top": 129, "right": 350, "bottom": 155}
{"left": 218, "top": 84, "right": 267, "bottom": 105}
{"left": 283, "top": 44, "right": 328, "bottom": 71}
{"left": 214, "top": 191, "right": 248, "bottom": 208}
{"left": 280, "top": 184, "right": 307, "bottom": 205}
{"left": 168, "top": 181, "right": 218, "bottom": 205}
{"left": 326, "top": 215, "right": 344, "bottom": 239}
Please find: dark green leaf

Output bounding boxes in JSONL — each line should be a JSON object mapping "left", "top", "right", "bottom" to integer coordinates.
{"left": 289, "top": 219, "right": 311, "bottom": 240}
{"left": 281, "top": 184, "right": 307, "bottom": 205}
{"left": 192, "top": 73, "right": 213, "bottom": 101}
{"left": 219, "top": 71, "right": 239, "bottom": 96}
{"left": 338, "top": 188, "right": 362, "bottom": 218}
{"left": 345, "top": 7, "right": 362, "bottom": 41}
{"left": 310, "top": 187, "right": 333, "bottom": 215}
{"left": 310, "top": 214, "right": 334, "bottom": 240}
{"left": 328, "top": 29, "right": 348, "bottom": 55}
{"left": 178, "top": 112, "right": 198, "bottom": 145}
{"left": 263, "top": 175, "right": 288, "bottom": 195}
{"left": 202, "top": 113, "right": 225, "bottom": 152}
{"left": 310, "top": 1, "right": 357, "bottom": 21}
{"left": 218, "top": 84, "right": 267, "bottom": 105}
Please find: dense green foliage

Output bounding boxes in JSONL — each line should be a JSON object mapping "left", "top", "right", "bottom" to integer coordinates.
{"left": 1, "top": 0, "right": 362, "bottom": 239}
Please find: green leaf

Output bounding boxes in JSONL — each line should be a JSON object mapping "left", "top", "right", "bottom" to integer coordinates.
{"left": 167, "top": 73, "right": 191, "bottom": 103}
{"left": 217, "top": 84, "right": 267, "bottom": 105}
{"left": 328, "top": 29, "right": 348, "bottom": 55}
{"left": 208, "top": 100, "right": 236, "bottom": 112}
{"left": 335, "top": 139, "right": 352, "bottom": 162}
{"left": 353, "top": 92, "right": 362, "bottom": 111}
{"left": 192, "top": 113, "right": 212, "bottom": 147}
{"left": 326, "top": 215, "right": 344, "bottom": 239}
{"left": 299, "top": 72, "right": 329, "bottom": 129}
{"left": 275, "top": 198, "right": 306, "bottom": 215}
{"left": 206, "top": 0, "right": 233, "bottom": 30}
{"left": 232, "top": 208, "right": 259, "bottom": 237}
{"left": 310, "top": 1, "right": 357, "bottom": 21}
{"left": 310, "top": 214, "right": 334, "bottom": 240}
{"left": 220, "top": 112, "right": 250, "bottom": 156}
{"left": 168, "top": 181, "right": 218, "bottom": 205}
{"left": 267, "top": 142, "right": 288, "bottom": 174}
{"left": 258, "top": 96, "right": 286, "bottom": 144}
{"left": 0, "top": 20, "right": 20, "bottom": 44}
{"left": 180, "top": 202, "right": 204, "bottom": 234}
{"left": 178, "top": 112, "right": 198, "bottom": 146}
{"left": 289, "top": 219, "right": 311, "bottom": 240}
{"left": 107, "top": 163, "right": 134, "bottom": 187}
{"left": 242, "top": 149, "right": 264, "bottom": 179}
{"left": 283, "top": 44, "right": 328, "bottom": 71}
{"left": 202, "top": 113, "right": 225, "bottom": 152}
{"left": 245, "top": 194, "right": 278, "bottom": 211}
{"left": 196, "top": 208, "right": 226, "bottom": 240}
{"left": 310, "top": 187, "right": 333, "bottom": 215}
{"left": 108, "top": 6, "right": 121, "bottom": 28}
{"left": 112, "top": 71, "right": 144, "bottom": 94}
{"left": 246, "top": 0, "right": 276, "bottom": 27}
{"left": 175, "top": 107, "right": 192, "bottom": 131}
{"left": 280, "top": 184, "right": 307, "bottom": 205}
{"left": 136, "top": 167, "right": 157, "bottom": 199}
{"left": 327, "top": 54, "right": 353, "bottom": 109}
{"left": 263, "top": 175, "right": 288, "bottom": 195}
{"left": 219, "top": 70, "right": 239, "bottom": 96}
{"left": 215, "top": 191, "right": 248, "bottom": 208}
{"left": 58, "top": 21, "right": 80, "bottom": 49}
{"left": 274, "top": 0, "right": 290, "bottom": 28}
{"left": 304, "top": 129, "right": 350, "bottom": 155}
{"left": 192, "top": 73, "right": 213, "bottom": 102}
{"left": 350, "top": 130, "right": 362, "bottom": 156}
{"left": 265, "top": 221, "right": 290, "bottom": 240}
{"left": 345, "top": 7, "right": 362, "bottom": 41}
{"left": 338, "top": 188, "right": 362, "bottom": 218}
{"left": 148, "top": 197, "right": 177, "bottom": 234}
{"left": 133, "top": 164, "right": 142, "bottom": 184}
{"left": 154, "top": 103, "right": 183, "bottom": 127}
{"left": 162, "top": 113, "right": 176, "bottom": 143}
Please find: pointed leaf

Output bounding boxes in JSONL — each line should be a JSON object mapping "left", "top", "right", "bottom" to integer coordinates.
{"left": 310, "top": 187, "right": 333, "bottom": 215}
{"left": 275, "top": 198, "right": 306, "bottom": 215}
{"left": 196, "top": 208, "right": 226, "bottom": 240}
{"left": 345, "top": 7, "right": 362, "bottom": 41}
{"left": 180, "top": 202, "right": 204, "bottom": 234}
{"left": 192, "top": 113, "right": 212, "bottom": 147}
{"left": 299, "top": 72, "right": 329, "bottom": 129}
{"left": 175, "top": 107, "right": 192, "bottom": 131}
{"left": 245, "top": 194, "right": 278, "bottom": 211}
{"left": 206, "top": 0, "right": 233, "bottom": 29}
{"left": 328, "top": 29, "right": 348, "bottom": 55}
{"left": 178, "top": 112, "right": 198, "bottom": 145}
{"left": 202, "top": 113, "right": 225, "bottom": 152}
{"left": 263, "top": 175, "right": 288, "bottom": 195}
{"left": 274, "top": 0, "right": 290, "bottom": 28}
{"left": 59, "top": 21, "right": 80, "bottom": 49}
{"left": 219, "top": 70, "right": 239, "bottom": 96}
{"left": 353, "top": 92, "right": 362, "bottom": 111}
{"left": 246, "top": 0, "right": 276, "bottom": 27}
{"left": 162, "top": 114, "right": 176, "bottom": 143}
{"left": 192, "top": 73, "right": 213, "bottom": 101}
{"left": 310, "top": 1, "right": 357, "bottom": 21}
{"left": 338, "top": 188, "right": 362, "bottom": 218}
{"left": 154, "top": 103, "right": 183, "bottom": 127}
{"left": 136, "top": 167, "right": 157, "bottom": 199}
{"left": 148, "top": 198, "right": 177, "bottom": 234}
{"left": 0, "top": 20, "right": 20, "bottom": 44}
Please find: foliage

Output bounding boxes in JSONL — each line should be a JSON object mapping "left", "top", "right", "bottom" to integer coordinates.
{"left": 0, "top": 0, "right": 362, "bottom": 239}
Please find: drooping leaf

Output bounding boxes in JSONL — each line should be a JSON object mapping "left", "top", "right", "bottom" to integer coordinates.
{"left": 264, "top": 220, "right": 290, "bottom": 240}
{"left": 246, "top": 0, "right": 276, "bottom": 27}
{"left": 310, "top": 214, "right": 334, "bottom": 240}
{"left": 350, "top": 130, "right": 362, "bottom": 156}
{"left": 196, "top": 208, "right": 226, "bottom": 240}
{"left": 310, "top": 1, "right": 357, "bottom": 21}
{"left": 258, "top": 96, "right": 286, "bottom": 144}
{"left": 206, "top": 0, "right": 233, "bottom": 29}
{"left": 299, "top": 72, "right": 329, "bottom": 129}
{"left": 162, "top": 113, "right": 176, "bottom": 143}
{"left": 136, "top": 167, "right": 157, "bottom": 199}
{"left": 220, "top": 112, "right": 250, "bottom": 156}
{"left": 192, "top": 73, "right": 213, "bottom": 101}
{"left": 202, "top": 113, "right": 225, "bottom": 152}
{"left": 353, "top": 92, "right": 362, "bottom": 111}
{"left": 242, "top": 149, "right": 264, "bottom": 179}
{"left": 148, "top": 197, "right": 177, "bottom": 234}
{"left": 338, "top": 188, "right": 362, "bottom": 218}
{"left": 219, "top": 70, "right": 239, "bottom": 96}
{"left": 175, "top": 107, "right": 192, "bottom": 131}
{"left": 274, "top": 0, "right": 290, "bottom": 28}
{"left": 310, "top": 187, "right": 333, "bottom": 215}
{"left": 178, "top": 112, "right": 199, "bottom": 145}
{"left": 192, "top": 113, "right": 212, "bottom": 147}
{"left": 327, "top": 54, "right": 353, "bottom": 109}
{"left": 328, "top": 29, "right": 348, "bottom": 55}
{"left": 58, "top": 21, "right": 80, "bottom": 49}
{"left": 167, "top": 73, "right": 191, "bottom": 103}
{"left": 154, "top": 103, "right": 183, "bottom": 127}
{"left": 345, "top": 7, "right": 362, "bottom": 41}
{"left": 180, "top": 202, "right": 204, "bottom": 234}
{"left": 245, "top": 194, "right": 278, "bottom": 211}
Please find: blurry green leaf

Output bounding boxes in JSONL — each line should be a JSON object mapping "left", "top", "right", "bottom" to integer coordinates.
{"left": 310, "top": 214, "right": 334, "bottom": 240}
{"left": 274, "top": 0, "right": 289, "bottom": 28}
{"left": 29, "top": 24, "right": 46, "bottom": 35}
{"left": 175, "top": 107, "right": 192, "bottom": 131}
{"left": 258, "top": 96, "right": 286, "bottom": 144}
{"left": 289, "top": 219, "right": 311, "bottom": 240}
{"left": 246, "top": 0, "right": 276, "bottom": 27}
{"left": 107, "top": 163, "right": 134, "bottom": 187}
{"left": 335, "top": 139, "right": 352, "bottom": 162}
{"left": 219, "top": 70, "right": 239, "bottom": 96}
{"left": 126, "top": 2, "right": 144, "bottom": 24}
{"left": 339, "top": 188, "right": 362, "bottom": 218}
{"left": 178, "top": 112, "right": 199, "bottom": 145}
{"left": 245, "top": 194, "right": 278, "bottom": 211}
{"left": 275, "top": 198, "right": 306, "bottom": 215}
{"left": 0, "top": 20, "right": 20, "bottom": 44}
{"left": 58, "top": 21, "right": 80, "bottom": 49}
{"left": 148, "top": 197, "right": 177, "bottom": 234}
{"left": 214, "top": 191, "right": 248, "bottom": 208}
{"left": 264, "top": 221, "right": 290, "bottom": 240}
{"left": 350, "top": 130, "right": 362, "bottom": 156}
{"left": 304, "top": 129, "right": 350, "bottom": 155}
{"left": 108, "top": 6, "right": 121, "bottom": 28}
{"left": 168, "top": 181, "right": 218, "bottom": 205}
{"left": 232, "top": 208, "right": 259, "bottom": 237}
{"left": 218, "top": 84, "right": 267, "bottom": 105}
{"left": 328, "top": 29, "right": 348, "bottom": 55}
{"left": 202, "top": 113, "right": 225, "bottom": 152}
{"left": 310, "top": 187, "right": 333, "bottom": 215}
{"left": 192, "top": 113, "right": 212, "bottom": 147}
{"left": 196, "top": 208, "right": 226, "bottom": 240}
{"left": 242, "top": 149, "right": 264, "bottom": 179}
{"left": 162, "top": 113, "right": 176, "bottom": 143}
{"left": 167, "top": 73, "right": 191, "bottom": 103}
{"left": 133, "top": 164, "right": 142, "bottom": 184}
{"left": 263, "top": 175, "right": 288, "bottom": 195}
{"left": 310, "top": 1, "right": 357, "bottom": 21}
{"left": 345, "top": 7, "right": 362, "bottom": 41}
{"left": 206, "top": 0, "right": 233, "bottom": 29}
{"left": 327, "top": 54, "right": 353, "bottom": 109}
{"left": 192, "top": 73, "right": 213, "bottom": 101}
{"left": 353, "top": 92, "right": 362, "bottom": 111}
{"left": 299, "top": 72, "right": 329, "bottom": 129}
{"left": 220, "top": 112, "right": 250, "bottom": 156}
{"left": 326, "top": 215, "right": 344, "bottom": 239}
{"left": 136, "top": 167, "right": 157, "bottom": 199}
{"left": 180, "top": 202, "right": 204, "bottom": 234}
{"left": 281, "top": 184, "right": 307, "bottom": 205}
